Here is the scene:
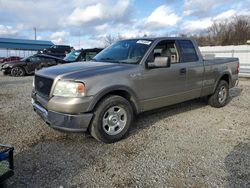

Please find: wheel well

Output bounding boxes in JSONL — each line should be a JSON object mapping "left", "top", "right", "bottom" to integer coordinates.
{"left": 220, "top": 74, "right": 231, "bottom": 88}
{"left": 95, "top": 90, "right": 139, "bottom": 114}
{"left": 220, "top": 74, "right": 230, "bottom": 86}
{"left": 213, "top": 74, "right": 231, "bottom": 93}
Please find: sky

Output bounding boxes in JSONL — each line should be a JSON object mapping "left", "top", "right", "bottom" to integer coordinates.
{"left": 0, "top": 0, "right": 250, "bottom": 49}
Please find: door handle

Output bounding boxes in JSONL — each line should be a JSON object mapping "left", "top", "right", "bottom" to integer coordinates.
{"left": 179, "top": 68, "right": 187, "bottom": 75}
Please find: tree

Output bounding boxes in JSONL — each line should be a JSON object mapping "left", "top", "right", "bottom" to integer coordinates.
{"left": 190, "top": 15, "right": 250, "bottom": 46}
{"left": 103, "top": 33, "right": 124, "bottom": 47}
{"left": 207, "top": 15, "right": 250, "bottom": 46}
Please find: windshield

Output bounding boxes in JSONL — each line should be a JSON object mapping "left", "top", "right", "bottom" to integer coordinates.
{"left": 94, "top": 39, "right": 152, "bottom": 64}
{"left": 64, "top": 50, "right": 81, "bottom": 61}
{"left": 21, "top": 55, "right": 34, "bottom": 61}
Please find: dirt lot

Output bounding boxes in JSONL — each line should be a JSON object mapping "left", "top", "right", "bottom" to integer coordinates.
{"left": 0, "top": 73, "right": 249, "bottom": 188}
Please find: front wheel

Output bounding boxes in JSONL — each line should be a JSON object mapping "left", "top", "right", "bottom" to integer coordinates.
{"left": 208, "top": 80, "right": 229, "bottom": 108}
{"left": 11, "top": 67, "right": 25, "bottom": 77}
{"left": 90, "top": 95, "right": 133, "bottom": 143}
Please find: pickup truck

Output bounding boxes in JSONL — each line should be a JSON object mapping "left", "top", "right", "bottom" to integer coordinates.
{"left": 32, "top": 37, "right": 239, "bottom": 143}
{"left": 39, "top": 45, "right": 72, "bottom": 58}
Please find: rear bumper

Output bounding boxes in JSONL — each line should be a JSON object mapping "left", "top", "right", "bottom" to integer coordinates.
{"left": 32, "top": 100, "right": 93, "bottom": 132}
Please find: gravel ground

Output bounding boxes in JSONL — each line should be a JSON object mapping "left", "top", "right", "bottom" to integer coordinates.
{"left": 0, "top": 73, "right": 249, "bottom": 188}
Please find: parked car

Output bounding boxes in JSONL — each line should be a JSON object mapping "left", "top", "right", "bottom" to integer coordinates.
{"left": 0, "top": 57, "right": 6, "bottom": 63}
{"left": 1, "top": 56, "right": 22, "bottom": 63}
{"left": 39, "top": 45, "right": 72, "bottom": 58}
{"left": 1, "top": 54, "right": 63, "bottom": 76}
{"left": 63, "top": 48, "right": 103, "bottom": 63}
{"left": 32, "top": 37, "right": 239, "bottom": 143}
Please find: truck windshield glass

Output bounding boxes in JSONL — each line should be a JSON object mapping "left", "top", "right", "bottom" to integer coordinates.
{"left": 94, "top": 39, "right": 152, "bottom": 64}
{"left": 64, "top": 51, "right": 81, "bottom": 61}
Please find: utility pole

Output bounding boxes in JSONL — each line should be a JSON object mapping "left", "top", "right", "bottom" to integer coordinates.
{"left": 78, "top": 29, "right": 81, "bottom": 49}
{"left": 34, "top": 27, "right": 37, "bottom": 40}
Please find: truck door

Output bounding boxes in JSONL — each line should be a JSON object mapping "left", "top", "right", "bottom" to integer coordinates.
{"left": 142, "top": 40, "right": 187, "bottom": 111}
{"left": 177, "top": 40, "right": 204, "bottom": 98}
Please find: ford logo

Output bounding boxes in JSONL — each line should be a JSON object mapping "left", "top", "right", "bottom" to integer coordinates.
{"left": 38, "top": 81, "right": 44, "bottom": 88}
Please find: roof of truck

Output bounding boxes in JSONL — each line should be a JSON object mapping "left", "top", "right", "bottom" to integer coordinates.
{"left": 120, "top": 37, "right": 191, "bottom": 41}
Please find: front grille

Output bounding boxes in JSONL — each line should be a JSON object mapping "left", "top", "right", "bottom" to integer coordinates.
{"left": 35, "top": 75, "right": 54, "bottom": 98}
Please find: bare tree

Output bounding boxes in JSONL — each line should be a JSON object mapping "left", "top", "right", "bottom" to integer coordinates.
{"left": 103, "top": 33, "right": 124, "bottom": 47}
{"left": 231, "top": 16, "right": 250, "bottom": 45}
{"left": 189, "top": 15, "right": 250, "bottom": 46}
{"left": 207, "top": 15, "right": 250, "bottom": 46}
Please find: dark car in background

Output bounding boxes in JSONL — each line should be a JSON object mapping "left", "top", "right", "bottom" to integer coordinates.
{"left": 39, "top": 45, "right": 72, "bottom": 58}
{"left": 63, "top": 48, "right": 103, "bottom": 63}
{"left": 1, "top": 54, "right": 63, "bottom": 76}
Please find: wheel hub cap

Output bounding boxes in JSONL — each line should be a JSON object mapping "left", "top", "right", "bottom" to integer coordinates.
{"left": 102, "top": 106, "right": 127, "bottom": 136}
{"left": 218, "top": 86, "right": 227, "bottom": 104}
{"left": 108, "top": 115, "right": 119, "bottom": 125}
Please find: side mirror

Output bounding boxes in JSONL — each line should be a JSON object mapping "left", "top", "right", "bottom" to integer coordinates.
{"left": 147, "top": 56, "right": 171, "bottom": 68}
{"left": 26, "top": 58, "right": 31, "bottom": 62}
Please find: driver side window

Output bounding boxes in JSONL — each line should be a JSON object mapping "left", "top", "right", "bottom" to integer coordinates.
{"left": 151, "top": 40, "right": 179, "bottom": 64}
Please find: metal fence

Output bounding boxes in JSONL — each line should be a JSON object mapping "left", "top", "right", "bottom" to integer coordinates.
{"left": 200, "top": 45, "right": 250, "bottom": 77}
{"left": 0, "top": 49, "right": 36, "bottom": 58}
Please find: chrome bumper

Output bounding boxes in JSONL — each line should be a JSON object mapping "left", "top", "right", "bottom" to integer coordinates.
{"left": 32, "top": 100, "right": 93, "bottom": 132}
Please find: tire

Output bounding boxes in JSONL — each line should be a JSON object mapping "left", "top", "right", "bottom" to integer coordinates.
{"left": 208, "top": 80, "right": 229, "bottom": 108}
{"left": 10, "top": 67, "right": 25, "bottom": 77}
{"left": 90, "top": 95, "right": 134, "bottom": 143}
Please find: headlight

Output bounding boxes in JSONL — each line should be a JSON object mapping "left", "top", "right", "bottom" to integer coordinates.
{"left": 2, "top": 64, "right": 9, "bottom": 69}
{"left": 53, "top": 80, "right": 85, "bottom": 97}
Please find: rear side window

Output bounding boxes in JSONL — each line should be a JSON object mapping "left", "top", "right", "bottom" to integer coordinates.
{"left": 178, "top": 40, "right": 198, "bottom": 62}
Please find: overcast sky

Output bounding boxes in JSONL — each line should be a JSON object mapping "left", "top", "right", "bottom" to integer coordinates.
{"left": 0, "top": 0, "right": 250, "bottom": 48}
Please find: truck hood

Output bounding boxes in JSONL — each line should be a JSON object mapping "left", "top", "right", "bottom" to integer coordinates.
{"left": 35, "top": 61, "right": 135, "bottom": 80}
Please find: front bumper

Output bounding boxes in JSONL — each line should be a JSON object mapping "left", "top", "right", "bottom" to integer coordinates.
{"left": 0, "top": 67, "right": 10, "bottom": 73}
{"left": 32, "top": 100, "right": 93, "bottom": 132}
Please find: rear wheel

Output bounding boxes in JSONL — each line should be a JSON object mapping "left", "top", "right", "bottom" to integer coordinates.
{"left": 90, "top": 95, "right": 133, "bottom": 143}
{"left": 11, "top": 67, "right": 25, "bottom": 77}
{"left": 208, "top": 80, "right": 229, "bottom": 108}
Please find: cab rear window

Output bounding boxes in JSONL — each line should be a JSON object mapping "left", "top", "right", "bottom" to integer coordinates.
{"left": 178, "top": 40, "right": 198, "bottom": 62}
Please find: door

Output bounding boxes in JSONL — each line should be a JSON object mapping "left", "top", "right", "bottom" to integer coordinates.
{"left": 177, "top": 40, "right": 204, "bottom": 98}
{"left": 26, "top": 56, "right": 41, "bottom": 73}
{"left": 141, "top": 40, "right": 188, "bottom": 111}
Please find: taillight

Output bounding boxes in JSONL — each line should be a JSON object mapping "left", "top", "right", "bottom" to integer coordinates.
{"left": 237, "top": 62, "right": 240, "bottom": 74}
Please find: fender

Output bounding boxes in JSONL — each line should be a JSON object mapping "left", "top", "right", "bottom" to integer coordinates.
{"left": 213, "top": 71, "right": 232, "bottom": 93}
{"left": 87, "top": 85, "right": 141, "bottom": 114}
